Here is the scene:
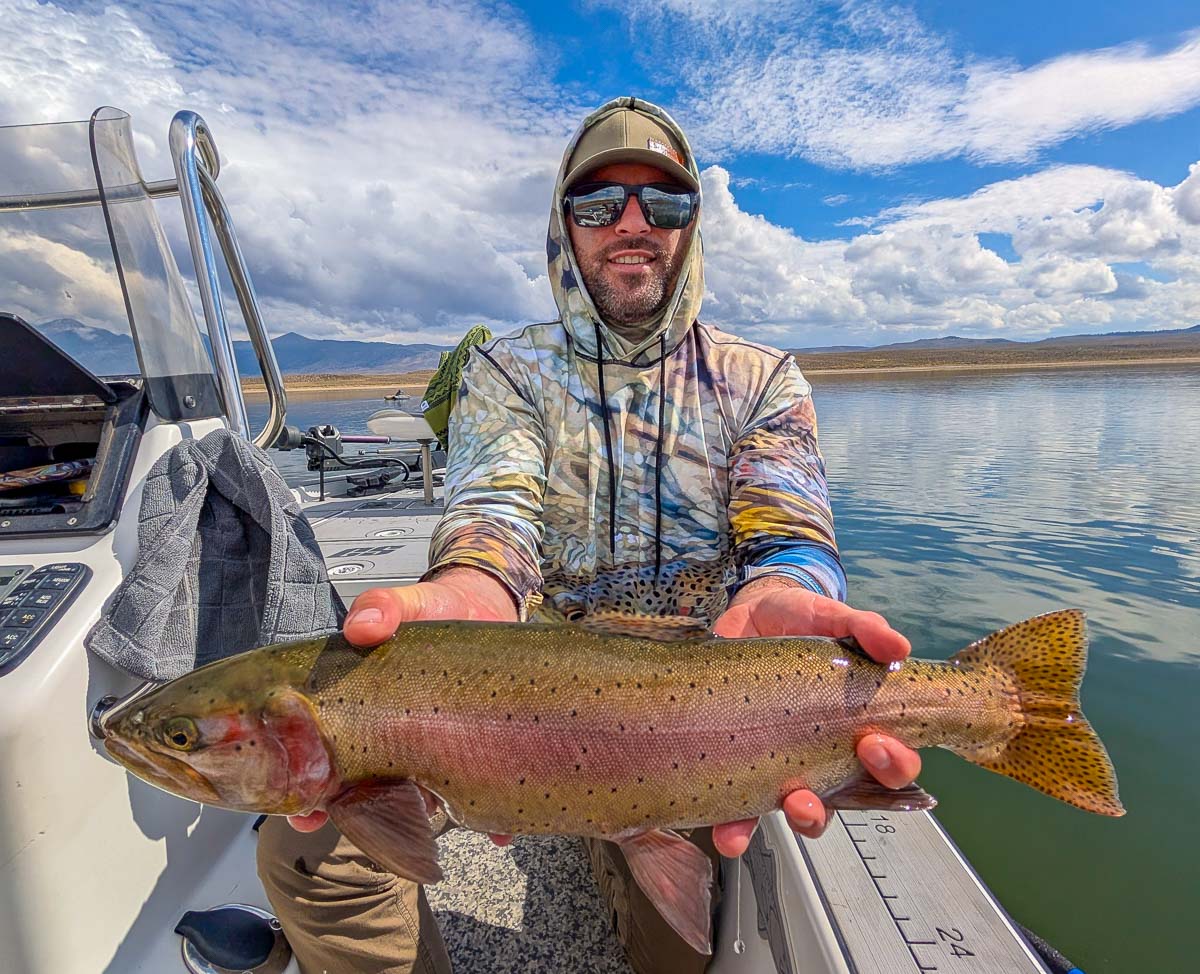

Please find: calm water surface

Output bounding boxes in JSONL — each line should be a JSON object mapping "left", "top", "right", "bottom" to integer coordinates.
{"left": 251, "top": 365, "right": 1199, "bottom": 973}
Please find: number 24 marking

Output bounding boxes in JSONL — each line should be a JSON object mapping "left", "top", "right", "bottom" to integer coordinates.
{"left": 936, "top": 927, "right": 976, "bottom": 959}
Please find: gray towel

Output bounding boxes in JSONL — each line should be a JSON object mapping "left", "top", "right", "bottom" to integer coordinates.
{"left": 87, "top": 428, "right": 345, "bottom": 681}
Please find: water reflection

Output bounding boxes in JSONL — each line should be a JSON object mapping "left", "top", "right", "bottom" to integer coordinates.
{"left": 814, "top": 366, "right": 1199, "bottom": 663}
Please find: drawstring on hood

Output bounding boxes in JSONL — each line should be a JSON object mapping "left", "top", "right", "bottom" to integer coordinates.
{"left": 550, "top": 98, "right": 706, "bottom": 574}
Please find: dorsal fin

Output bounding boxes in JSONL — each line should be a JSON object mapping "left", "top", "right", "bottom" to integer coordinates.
{"left": 579, "top": 611, "right": 710, "bottom": 642}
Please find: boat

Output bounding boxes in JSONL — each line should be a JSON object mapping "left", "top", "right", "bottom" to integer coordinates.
{"left": 384, "top": 389, "right": 412, "bottom": 403}
{"left": 0, "top": 107, "right": 1070, "bottom": 973}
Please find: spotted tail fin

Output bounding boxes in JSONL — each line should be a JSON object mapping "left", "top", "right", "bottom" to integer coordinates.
{"left": 950, "top": 609, "right": 1125, "bottom": 817}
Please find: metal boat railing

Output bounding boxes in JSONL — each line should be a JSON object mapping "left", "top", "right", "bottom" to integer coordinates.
{"left": 0, "top": 111, "right": 286, "bottom": 451}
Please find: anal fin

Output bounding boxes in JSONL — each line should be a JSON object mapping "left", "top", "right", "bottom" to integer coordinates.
{"left": 327, "top": 780, "right": 443, "bottom": 884}
{"left": 822, "top": 771, "right": 938, "bottom": 812}
{"left": 617, "top": 829, "right": 714, "bottom": 955}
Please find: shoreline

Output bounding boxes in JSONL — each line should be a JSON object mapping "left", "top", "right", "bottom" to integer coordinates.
{"left": 242, "top": 354, "right": 1200, "bottom": 399}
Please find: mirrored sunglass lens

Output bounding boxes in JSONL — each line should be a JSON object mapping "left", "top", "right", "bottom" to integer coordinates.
{"left": 641, "top": 187, "right": 694, "bottom": 228}
{"left": 570, "top": 186, "right": 626, "bottom": 227}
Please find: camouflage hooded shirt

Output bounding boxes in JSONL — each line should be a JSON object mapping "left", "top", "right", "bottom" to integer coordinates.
{"left": 425, "top": 97, "right": 846, "bottom": 622}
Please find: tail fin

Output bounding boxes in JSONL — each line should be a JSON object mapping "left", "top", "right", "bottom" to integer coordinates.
{"left": 950, "top": 609, "right": 1125, "bottom": 817}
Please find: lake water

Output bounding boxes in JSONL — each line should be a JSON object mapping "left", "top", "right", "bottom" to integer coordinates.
{"left": 251, "top": 364, "right": 1199, "bottom": 973}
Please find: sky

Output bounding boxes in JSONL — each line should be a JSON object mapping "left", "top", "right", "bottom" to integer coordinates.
{"left": 2, "top": 0, "right": 1200, "bottom": 348}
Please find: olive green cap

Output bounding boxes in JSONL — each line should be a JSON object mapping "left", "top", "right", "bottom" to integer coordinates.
{"left": 563, "top": 107, "right": 699, "bottom": 192}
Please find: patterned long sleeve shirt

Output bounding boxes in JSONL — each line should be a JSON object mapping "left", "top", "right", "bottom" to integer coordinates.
{"left": 424, "top": 98, "right": 846, "bottom": 621}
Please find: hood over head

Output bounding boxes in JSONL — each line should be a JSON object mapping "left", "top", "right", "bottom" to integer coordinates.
{"left": 547, "top": 97, "right": 705, "bottom": 366}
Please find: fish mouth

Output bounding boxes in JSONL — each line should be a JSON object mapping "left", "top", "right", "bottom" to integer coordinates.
{"left": 105, "top": 735, "right": 222, "bottom": 805}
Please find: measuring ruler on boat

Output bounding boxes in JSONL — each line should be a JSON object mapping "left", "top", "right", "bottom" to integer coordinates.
{"left": 797, "top": 810, "right": 1050, "bottom": 973}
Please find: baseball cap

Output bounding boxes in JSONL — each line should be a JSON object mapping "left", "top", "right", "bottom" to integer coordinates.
{"left": 563, "top": 106, "right": 699, "bottom": 192}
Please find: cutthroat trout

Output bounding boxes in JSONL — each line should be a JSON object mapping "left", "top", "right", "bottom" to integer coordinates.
{"left": 102, "top": 609, "right": 1123, "bottom": 954}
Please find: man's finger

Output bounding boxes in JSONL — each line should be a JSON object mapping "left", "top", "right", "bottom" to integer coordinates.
{"left": 287, "top": 810, "right": 329, "bottom": 832}
{"left": 857, "top": 734, "right": 922, "bottom": 790}
{"left": 805, "top": 596, "right": 911, "bottom": 664}
{"left": 712, "top": 818, "right": 758, "bottom": 857}
{"left": 782, "top": 790, "right": 828, "bottom": 839}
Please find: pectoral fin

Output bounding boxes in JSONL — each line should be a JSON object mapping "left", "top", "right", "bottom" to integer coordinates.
{"left": 326, "top": 780, "right": 443, "bottom": 884}
{"left": 617, "top": 829, "right": 714, "bottom": 955}
{"left": 821, "top": 772, "right": 938, "bottom": 812}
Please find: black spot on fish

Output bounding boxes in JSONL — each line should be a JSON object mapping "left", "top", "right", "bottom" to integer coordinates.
{"left": 235, "top": 745, "right": 242, "bottom": 752}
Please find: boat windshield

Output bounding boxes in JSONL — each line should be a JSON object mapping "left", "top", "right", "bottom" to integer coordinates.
{"left": 0, "top": 108, "right": 221, "bottom": 421}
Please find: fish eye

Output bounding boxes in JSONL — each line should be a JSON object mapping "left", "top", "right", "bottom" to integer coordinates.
{"left": 162, "top": 717, "right": 199, "bottom": 751}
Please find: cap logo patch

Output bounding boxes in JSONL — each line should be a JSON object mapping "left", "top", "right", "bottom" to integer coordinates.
{"left": 647, "top": 138, "right": 684, "bottom": 166}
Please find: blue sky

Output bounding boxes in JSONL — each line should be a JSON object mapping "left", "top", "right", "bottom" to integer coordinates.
{"left": 2, "top": 0, "right": 1200, "bottom": 347}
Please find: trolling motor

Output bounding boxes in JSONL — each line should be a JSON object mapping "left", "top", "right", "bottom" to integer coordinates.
{"left": 273, "top": 424, "right": 409, "bottom": 500}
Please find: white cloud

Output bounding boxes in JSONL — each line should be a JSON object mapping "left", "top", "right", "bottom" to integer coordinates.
{"left": 0, "top": 0, "right": 571, "bottom": 343}
{"left": 697, "top": 160, "right": 1200, "bottom": 344}
{"left": 3, "top": 0, "right": 1199, "bottom": 351}
{"left": 612, "top": 0, "right": 1200, "bottom": 169}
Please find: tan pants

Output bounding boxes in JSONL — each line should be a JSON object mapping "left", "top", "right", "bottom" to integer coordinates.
{"left": 256, "top": 816, "right": 452, "bottom": 974}
{"left": 585, "top": 829, "right": 722, "bottom": 974}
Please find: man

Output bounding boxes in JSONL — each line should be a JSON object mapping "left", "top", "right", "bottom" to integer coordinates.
{"left": 259, "top": 97, "right": 920, "bottom": 973}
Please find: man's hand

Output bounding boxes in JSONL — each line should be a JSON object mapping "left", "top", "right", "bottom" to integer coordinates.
{"left": 286, "top": 568, "right": 518, "bottom": 832}
{"left": 709, "top": 578, "right": 922, "bottom": 856}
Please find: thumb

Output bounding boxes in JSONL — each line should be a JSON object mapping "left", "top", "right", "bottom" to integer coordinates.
{"left": 343, "top": 585, "right": 435, "bottom": 647}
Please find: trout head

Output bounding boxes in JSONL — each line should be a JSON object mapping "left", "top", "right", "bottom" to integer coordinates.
{"left": 103, "top": 675, "right": 335, "bottom": 816}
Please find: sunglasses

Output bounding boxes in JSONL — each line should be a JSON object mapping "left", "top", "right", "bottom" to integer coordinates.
{"left": 564, "top": 181, "right": 698, "bottom": 230}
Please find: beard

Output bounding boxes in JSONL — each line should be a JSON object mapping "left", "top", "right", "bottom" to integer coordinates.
{"left": 577, "top": 238, "right": 686, "bottom": 329}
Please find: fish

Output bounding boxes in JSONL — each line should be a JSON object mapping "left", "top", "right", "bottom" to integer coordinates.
{"left": 101, "top": 608, "right": 1124, "bottom": 954}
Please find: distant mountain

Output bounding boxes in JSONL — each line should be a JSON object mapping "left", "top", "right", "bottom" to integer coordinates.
{"left": 29, "top": 319, "right": 450, "bottom": 377}
{"left": 31, "top": 318, "right": 1198, "bottom": 380}
{"left": 790, "top": 324, "right": 1199, "bottom": 356}
{"left": 232, "top": 332, "right": 450, "bottom": 376}
{"left": 34, "top": 318, "right": 139, "bottom": 375}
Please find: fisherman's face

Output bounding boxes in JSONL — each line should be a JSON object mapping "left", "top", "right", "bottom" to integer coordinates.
{"left": 567, "top": 162, "right": 694, "bottom": 335}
